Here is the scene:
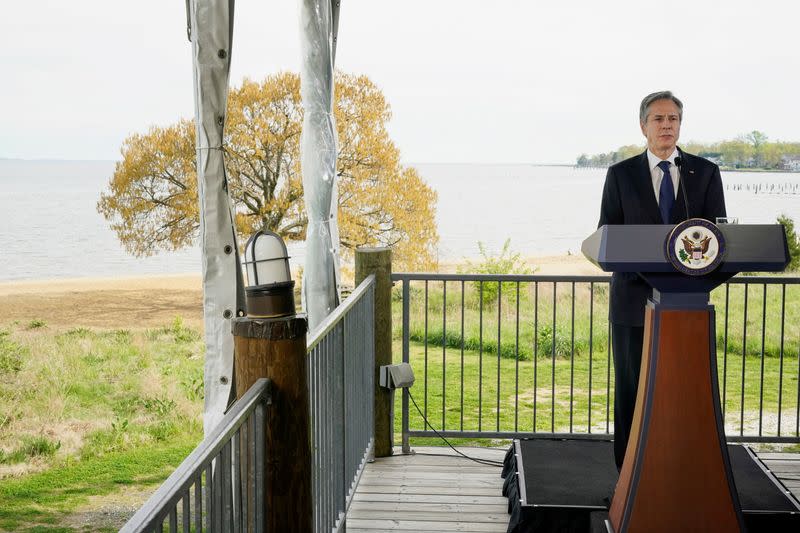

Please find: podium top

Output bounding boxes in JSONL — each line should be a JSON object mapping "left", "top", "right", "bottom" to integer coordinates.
{"left": 582, "top": 224, "right": 789, "bottom": 274}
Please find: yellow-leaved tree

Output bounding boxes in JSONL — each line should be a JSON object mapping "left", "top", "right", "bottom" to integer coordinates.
{"left": 98, "top": 72, "right": 438, "bottom": 270}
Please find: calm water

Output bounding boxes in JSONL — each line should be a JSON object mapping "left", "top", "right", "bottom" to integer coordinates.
{"left": 0, "top": 160, "right": 200, "bottom": 282}
{"left": 416, "top": 163, "right": 800, "bottom": 261}
{"left": 1, "top": 159, "right": 799, "bottom": 281}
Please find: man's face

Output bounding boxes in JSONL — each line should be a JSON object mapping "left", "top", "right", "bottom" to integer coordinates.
{"left": 640, "top": 99, "right": 681, "bottom": 156}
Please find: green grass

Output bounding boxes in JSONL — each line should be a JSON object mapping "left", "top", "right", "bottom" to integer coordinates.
{"left": 0, "top": 438, "right": 196, "bottom": 530}
{"left": 396, "top": 337, "right": 800, "bottom": 447}
{"left": 0, "top": 329, "right": 26, "bottom": 375}
{"left": 0, "top": 317, "right": 205, "bottom": 531}
{"left": 395, "top": 278, "right": 800, "bottom": 363}
{"left": 395, "top": 337, "right": 611, "bottom": 446}
{"left": 0, "top": 436, "right": 61, "bottom": 465}
{"left": 1, "top": 277, "right": 798, "bottom": 528}
{"left": 392, "top": 277, "right": 800, "bottom": 446}
{"left": 394, "top": 278, "right": 800, "bottom": 447}
{"left": 395, "top": 279, "right": 612, "bottom": 362}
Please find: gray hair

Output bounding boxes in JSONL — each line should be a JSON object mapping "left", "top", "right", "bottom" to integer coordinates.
{"left": 639, "top": 91, "right": 683, "bottom": 124}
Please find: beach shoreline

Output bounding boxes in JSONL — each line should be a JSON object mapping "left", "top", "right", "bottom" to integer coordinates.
{"left": 0, "top": 255, "right": 601, "bottom": 330}
{"left": 0, "top": 273, "right": 205, "bottom": 330}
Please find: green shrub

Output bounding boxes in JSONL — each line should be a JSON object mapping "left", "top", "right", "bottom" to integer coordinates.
{"left": 26, "top": 319, "right": 46, "bottom": 330}
{"left": 61, "top": 327, "right": 93, "bottom": 339}
{"left": 0, "top": 332, "right": 26, "bottom": 374}
{"left": 408, "top": 323, "right": 594, "bottom": 361}
{"left": 459, "top": 240, "right": 534, "bottom": 304}
{"left": 0, "top": 436, "right": 61, "bottom": 464}
{"left": 147, "top": 420, "right": 181, "bottom": 442}
{"left": 778, "top": 213, "right": 800, "bottom": 271}
{"left": 141, "top": 396, "right": 177, "bottom": 417}
{"left": 181, "top": 369, "right": 205, "bottom": 401}
{"left": 112, "top": 394, "right": 143, "bottom": 418}
{"left": 21, "top": 436, "right": 61, "bottom": 458}
{"left": 536, "top": 324, "right": 578, "bottom": 358}
{"left": 409, "top": 328, "right": 523, "bottom": 359}
{"left": 103, "top": 329, "right": 132, "bottom": 343}
{"left": 170, "top": 317, "right": 199, "bottom": 343}
{"left": 146, "top": 316, "right": 200, "bottom": 343}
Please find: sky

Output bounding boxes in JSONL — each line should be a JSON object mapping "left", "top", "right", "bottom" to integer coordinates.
{"left": 1, "top": 0, "right": 799, "bottom": 164}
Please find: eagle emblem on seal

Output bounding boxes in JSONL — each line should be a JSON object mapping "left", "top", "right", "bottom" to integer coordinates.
{"left": 680, "top": 231, "right": 713, "bottom": 264}
{"left": 665, "top": 218, "right": 726, "bottom": 275}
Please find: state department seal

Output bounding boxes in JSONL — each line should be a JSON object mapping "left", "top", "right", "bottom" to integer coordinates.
{"left": 665, "top": 218, "right": 726, "bottom": 276}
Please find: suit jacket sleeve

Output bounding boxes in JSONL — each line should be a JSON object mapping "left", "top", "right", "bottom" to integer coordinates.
{"left": 701, "top": 164, "right": 727, "bottom": 221}
{"left": 598, "top": 166, "right": 623, "bottom": 227}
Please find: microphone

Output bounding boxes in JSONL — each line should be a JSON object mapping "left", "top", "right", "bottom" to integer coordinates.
{"left": 674, "top": 155, "right": 691, "bottom": 221}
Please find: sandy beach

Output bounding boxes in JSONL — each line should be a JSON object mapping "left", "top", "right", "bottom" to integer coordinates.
{"left": 0, "top": 273, "right": 204, "bottom": 329}
{"left": 0, "top": 255, "right": 601, "bottom": 330}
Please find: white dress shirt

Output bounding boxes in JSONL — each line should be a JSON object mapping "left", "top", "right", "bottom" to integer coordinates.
{"left": 647, "top": 149, "right": 680, "bottom": 205}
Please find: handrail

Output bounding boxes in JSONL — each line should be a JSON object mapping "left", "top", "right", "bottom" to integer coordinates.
{"left": 392, "top": 272, "right": 800, "bottom": 284}
{"left": 396, "top": 272, "right": 800, "bottom": 445}
{"left": 307, "top": 274, "right": 376, "bottom": 350}
{"left": 392, "top": 272, "right": 610, "bottom": 282}
{"left": 727, "top": 275, "right": 800, "bottom": 284}
{"left": 120, "top": 378, "right": 272, "bottom": 532}
{"left": 306, "top": 274, "right": 376, "bottom": 532}
{"left": 122, "top": 275, "right": 380, "bottom": 531}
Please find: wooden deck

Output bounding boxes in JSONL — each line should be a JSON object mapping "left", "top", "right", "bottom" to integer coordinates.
{"left": 759, "top": 452, "right": 800, "bottom": 497}
{"left": 346, "top": 446, "right": 800, "bottom": 532}
{"left": 347, "top": 446, "right": 509, "bottom": 532}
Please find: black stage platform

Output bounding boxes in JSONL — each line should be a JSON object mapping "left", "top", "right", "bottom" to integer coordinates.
{"left": 501, "top": 439, "right": 800, "bottom": 533}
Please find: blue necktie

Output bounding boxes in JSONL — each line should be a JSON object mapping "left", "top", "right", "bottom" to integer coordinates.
{"left": 658, "top": 160, "right": 674, "bottom": 224}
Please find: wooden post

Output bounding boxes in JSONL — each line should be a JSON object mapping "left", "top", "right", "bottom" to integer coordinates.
{"left": 355, "top": 247, "right": 393, "bottom": 457}
{"left": 232, "top": 315, "right": 312, "bottom": 532}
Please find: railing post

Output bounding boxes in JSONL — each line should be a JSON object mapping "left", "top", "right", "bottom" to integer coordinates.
{"left": 402, "top": 279, "right": 411, "bottom": 454}
{"left": 232, "top": 316, "right": 312, "bottom": 532}
{"left": 355, "top": 247, "right": 394, "bottom": 457}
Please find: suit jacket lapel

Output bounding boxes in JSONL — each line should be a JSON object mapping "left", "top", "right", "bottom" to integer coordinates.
{"left": 634, "top": 151, "right": 662, "bottom": 224}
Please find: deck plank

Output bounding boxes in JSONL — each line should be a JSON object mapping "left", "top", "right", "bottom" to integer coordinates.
{"left": 349, "top": 501, "right": 508, "bottom": 514}
{"left": 758, "top": 453, "right": 800, "bottom": 461}
{"left": 347, "top": 447, "right": 509, "bottom": 531}
{"left": 353, "top": 493, "right": 508, "bottom": 505}
{"left": 345, "top": 447, "right": 800, "bottom": 531}
{"left": 346, "top": 519, "right": 508, "bottom": 532}
{"left": 355, "top": 485, "right": 504, "bottom": 496}
{"left": 347, "top": 510, "right": 508, "bottom": 523}
{"left": 757, "top": 451, "right": 800, "bottom": 500}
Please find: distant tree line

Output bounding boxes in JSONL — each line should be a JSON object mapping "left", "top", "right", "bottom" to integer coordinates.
{"left": 576, "top": 131, "right": 800, "bottom": 170}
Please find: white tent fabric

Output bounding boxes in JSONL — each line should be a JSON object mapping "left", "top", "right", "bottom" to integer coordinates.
{"left": 187, "top": 0, "right": 245, "bottom": 434}
{"left": 299, "top": 0, "right": 342, "bottom": 332}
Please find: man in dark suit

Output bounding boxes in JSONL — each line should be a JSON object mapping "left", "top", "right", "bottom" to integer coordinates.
{"left": 598, "top": 90, "right": 727, "bottom": 469}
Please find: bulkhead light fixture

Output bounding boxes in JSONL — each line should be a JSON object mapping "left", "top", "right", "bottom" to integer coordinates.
{"left": 242, "top": 229, "right": 295, "bottom": 318}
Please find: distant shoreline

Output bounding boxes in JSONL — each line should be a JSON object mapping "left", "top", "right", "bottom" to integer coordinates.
{"left": 718, "top": 167, "right": 800, "bottom": 173}
{"left": 575, "top": 165, "right": 800, "bottom": 174}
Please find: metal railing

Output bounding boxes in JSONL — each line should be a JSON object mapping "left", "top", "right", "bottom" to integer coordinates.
{"left": 722, "top": 277, "right": 800, "bottom": 441}
{"left": 122, "top": 275, "right": 376, "bottom": 532}
{"left": 307, "top": 274, "right": 376, "bottom": 533}
{"left": 394, "top": 273, "right": 800, "bottom": 448}
{"left": 121, "top": 378, "right": 271, "bottom": 532}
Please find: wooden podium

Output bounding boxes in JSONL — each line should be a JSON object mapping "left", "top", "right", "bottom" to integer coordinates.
{"left": 582, "top": 223, "right": 789, "bottom": 533}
